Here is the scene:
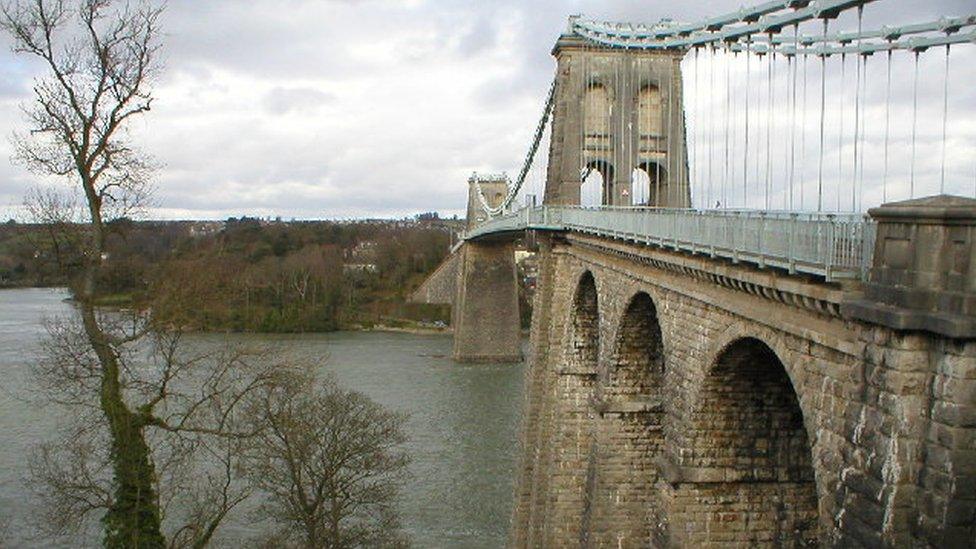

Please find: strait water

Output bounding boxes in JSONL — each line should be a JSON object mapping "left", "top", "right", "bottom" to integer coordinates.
{"left": 0, "top": 288, "right": 525, "bottom": 548}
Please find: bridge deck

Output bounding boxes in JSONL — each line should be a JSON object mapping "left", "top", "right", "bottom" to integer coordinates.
{"left": 465, "top": 206, "right": 876, "bottom": 281}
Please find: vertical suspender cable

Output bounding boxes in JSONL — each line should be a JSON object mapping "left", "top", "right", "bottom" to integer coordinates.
{"left": 851, "top": 7, "right": 863, "bottom": 212}
{"left": 852, "top": 54, "right": 862, "bottom": 212}
{"left": 837, "top": 52, "right": 847, "bottom": 211}
{"left": 744, "top": 37, "right": 752, "bottom": 208}
{"left": 630, "top": 54, "right": 644, "bottom": 206}
{"left": 708, "top": 45, "right": 715, "bottom": 210}
{"left": 766, "top": 45, "right": 774, "bottom": 210}
{"left": 817, "top": 21, "right": 828, "bottom": 212}
{"left": 580, "top": 42, "right": 586, "bottom": 204}
{"left": 789, "top": 24, "right": 799, "bottom": 210}
{"left": 882, "top": 49, "right": 892, "bottom": 203}
{"left": 724, "top": 48, "right": 732, "bottom": 209}
{"left": 801, "top": 47, "right": 808, "bottom": 210}
{"left": 731, "top": 50, "right": 738, "bottom": 209}
{"left": 910, "top": 51, "right": 920, "bottom": 198}
{"left": 616, "top": 51, "right": 622, "bottom": 206}
{"left": 667, "top": 55, "right": 674, "bottom": 206}
{"left": 674, "top": 54, "right": 681, "bottom": 206}
{"left": 755, "top": 50, "right": 769, "bottom": 203}
{"left": 623, "top": 51, "right": 629, "bottom": 205}
{"left": 857, "top": 56, "right": 868, "bottom": 212}
{"left": 693, "top": 47, "right": 700, "bottom": 205}
{"left": 655, "top": 61, "right": 663, "bottom": 205}
{"left": 654, "top": 58, "right": 675, "bottom": 207}
{"left": 940, "top": 45, "right": 950, "bottom": 194}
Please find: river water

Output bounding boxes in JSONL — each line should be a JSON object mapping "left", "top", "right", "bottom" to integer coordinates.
{"left": 0, "top": 288, "right": 525, "bottom": 548}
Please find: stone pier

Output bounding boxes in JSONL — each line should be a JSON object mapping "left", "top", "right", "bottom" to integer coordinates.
{"left": 451, "top": 174, "right": 523, "bottom": 363}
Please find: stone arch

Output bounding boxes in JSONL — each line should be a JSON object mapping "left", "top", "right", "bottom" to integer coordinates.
{"left": 587, "top": 291, "right": 667, "bottom": 545}
{"left": 669, "top": 335, "right": 819, "bottom": 546}
{"left": 632, "top": 161, "right": 668, "bottom": 206}
{"left": 568, "top": 270, "right": 600, "bottom": 373}
{"left": 583, "top": 81, "right": 612, "bottom": 137}
{"left": 637, "top": 83, "right": 663, "bottom": 137}
{"left": 604, "top": 291, "right": 664, "bottom": 395}
{"left": 551, "top": 269, "right": 601, "bottom": 543}
{"left": 582, "top": 160, "right": 614, "bottom": 207}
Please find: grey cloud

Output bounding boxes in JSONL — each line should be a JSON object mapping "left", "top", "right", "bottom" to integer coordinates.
{"left": 262, "top": 86, "right": 338, "bottom": 115}
{"left": 1, "top": 0, "right": 972, "bottom": 220}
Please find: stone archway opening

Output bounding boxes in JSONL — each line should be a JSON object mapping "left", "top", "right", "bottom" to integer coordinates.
{"left": 632, "top": 161, "right": 668, "bottom": 206}
{"left": 569, "top": 271, "right": 599, "bottom": 372}
{"left": 553, "top": 271, "right": 601, "bottom": 543}
{"left": 587, "top": 292, "right": 666, "bottom": 545}
{"left": 607, "top": 291, "right": 664, "bottom": 398}
{"left": 674, "top": 337, "right": 818, "bottom": 546}
{"left": 581, "top": 160, "right": 614, "bottom": 207}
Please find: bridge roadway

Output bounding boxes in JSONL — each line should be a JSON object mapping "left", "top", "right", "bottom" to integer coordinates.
{"left": 464, "top": 205, "right": 876, "bottom": 282}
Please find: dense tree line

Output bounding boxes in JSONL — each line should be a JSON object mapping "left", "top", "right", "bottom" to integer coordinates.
{"left": 1, "top": 216, "right": 456, "bottom": 331}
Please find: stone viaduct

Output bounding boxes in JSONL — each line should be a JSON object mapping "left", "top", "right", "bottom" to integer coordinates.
{"left": 440, "top": 24, "right": 976, "bottom": 548}
{"left": 509, "top": 208, "right": 975, "bottom": 547}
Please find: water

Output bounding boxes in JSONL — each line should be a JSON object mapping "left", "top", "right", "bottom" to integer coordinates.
{"left": 0, "top": 288, "right": 525, "bottom": 548}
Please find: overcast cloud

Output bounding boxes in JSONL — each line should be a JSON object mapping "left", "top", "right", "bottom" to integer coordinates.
{"left": 1, "top": 0, "right": 974, "bottom": 220}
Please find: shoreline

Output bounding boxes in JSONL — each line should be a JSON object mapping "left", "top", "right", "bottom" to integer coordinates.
{"left": 354, "top": 325, "right": 451, "bottom": 335}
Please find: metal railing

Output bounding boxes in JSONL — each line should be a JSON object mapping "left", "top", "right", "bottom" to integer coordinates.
{"left": 464, "top": 206, "right": 877, "bottom": 281}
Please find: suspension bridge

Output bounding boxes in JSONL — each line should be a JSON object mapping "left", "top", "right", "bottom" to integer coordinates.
{"left": 415, "top": 0, "right": 976, "bottom": 546}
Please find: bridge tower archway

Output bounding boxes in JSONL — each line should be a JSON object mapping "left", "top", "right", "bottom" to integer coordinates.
{"left": 586, "top": 291, "right": 666, "bottom": 545}
{"left": 665, "top": 337, "right": 819, "bottom": 546}
{"left": 632, "top": 162, "right": 668, "bottom": 207}
{"left": 582, "top": 160, "right": 615, "bottom": 207}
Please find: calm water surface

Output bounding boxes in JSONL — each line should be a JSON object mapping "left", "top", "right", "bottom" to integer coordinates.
{"left": 0, "top": 288, "right": 525, "bottom": 548}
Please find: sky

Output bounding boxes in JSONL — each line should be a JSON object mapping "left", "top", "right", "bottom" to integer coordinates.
{"left": 0, "top": 0, "right": 974, "bottom": 221}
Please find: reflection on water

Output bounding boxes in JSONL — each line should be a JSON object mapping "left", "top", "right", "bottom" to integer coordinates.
{"left": 0, "top": 288, "right": 525, "bottom": 548}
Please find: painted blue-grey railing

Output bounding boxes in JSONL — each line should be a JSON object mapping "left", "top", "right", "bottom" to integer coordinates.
{"left": 464, "top": 206, "right": 876, "bottom": 282}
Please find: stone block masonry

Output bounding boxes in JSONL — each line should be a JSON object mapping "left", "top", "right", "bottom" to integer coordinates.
{"left": 452, "top": 239, "right": 522, "bottom": 363}
{"left": 510, "top": 232, "right": 976, "bottom": 547}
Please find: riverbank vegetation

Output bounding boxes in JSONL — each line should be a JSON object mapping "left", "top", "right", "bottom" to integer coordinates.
{"left": 1, "top": 215, "right": 457, "bottom": 332}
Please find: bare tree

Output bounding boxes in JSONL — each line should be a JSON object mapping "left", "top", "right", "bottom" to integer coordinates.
{"left": 245, "top": 367, "right": 410, "bottom": 549}
{"left": 25, "top": 316, "right": 293, "bottom": 547}
{"left": 3, "top": 3, "right": 412, "bottom": 548}
{"left": 0, "top": 0, "right": 169, "bottom": 544}
{"left": 22, "top": 186, "right": 86, "bottom": 277}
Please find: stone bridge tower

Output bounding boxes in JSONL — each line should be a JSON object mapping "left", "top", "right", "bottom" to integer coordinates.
{"left": 544, "top": 22, "right": 690, "bottom": 207}
{"left": 452, "top": 174, "right": 522, "bottom": 362}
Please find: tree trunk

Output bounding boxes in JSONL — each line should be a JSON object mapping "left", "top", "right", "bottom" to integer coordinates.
{"left": 79, "top": 211, "right": 165, "bottom": 548}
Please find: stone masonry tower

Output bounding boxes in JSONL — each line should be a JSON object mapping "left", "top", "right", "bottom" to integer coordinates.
{"left": 545, "top": 20, "right": 690, "bottom": 207}
{"left": 452, "top": 174, "right": 522, "bottom": 363}
{"left": 465, "top": 173, "right": 509, "bottom": 228}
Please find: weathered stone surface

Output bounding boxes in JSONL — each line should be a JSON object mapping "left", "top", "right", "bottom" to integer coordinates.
{"left": 408, "top": 250, "right": 458, "bottom": 305}
{"left": 508, "top": 236, "right": 976, "bottom": 548}
{"left": 544, "top": 34, "right": 689, "bottom": 208}
{"left": 451, "top": 240, "right": 522, "bottom": 362}
{"left": 843, "top": 195, "right": 976, "bottom": 338}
